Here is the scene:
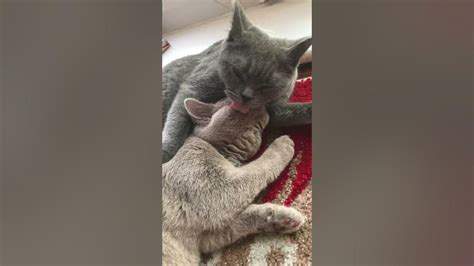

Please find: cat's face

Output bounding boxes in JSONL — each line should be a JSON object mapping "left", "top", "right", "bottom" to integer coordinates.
{"left": 184, "top": 98, "right": 269, "bottom": 161}
{"left": 217, "top": 1, "right": 312, "bottom": 113}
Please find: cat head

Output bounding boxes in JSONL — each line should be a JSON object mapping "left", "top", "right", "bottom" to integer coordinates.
{"left": 217, "top": 0, "right": 312, "bottom": 112}
{"left": 184, "top": 97, "right": 269, "bottom": 161}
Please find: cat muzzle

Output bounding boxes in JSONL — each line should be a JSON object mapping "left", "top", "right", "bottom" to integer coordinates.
{"left": 230, "top": 102, "right": 250, "bottom": 113}
{"left": 225, "top": 89, "right": 250, "bottom": 113}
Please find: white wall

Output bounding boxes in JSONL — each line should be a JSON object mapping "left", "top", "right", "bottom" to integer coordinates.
{"left": 163, "top": 0, "right": 312, "bottom": 66}
{"left": 162, "top": 0, "right": 260, "bottom": 34}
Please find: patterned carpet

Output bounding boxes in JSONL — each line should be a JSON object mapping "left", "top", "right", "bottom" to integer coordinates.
{"left": 205, "top": 78, "right": 313, "bottom": 265}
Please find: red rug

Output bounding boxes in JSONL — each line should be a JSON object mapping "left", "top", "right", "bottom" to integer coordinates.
{"left": 206, "top": 77, "right": 313, "bottom": 265}
{"left": 259, "top": 77, "right": 312, "bottom": 206}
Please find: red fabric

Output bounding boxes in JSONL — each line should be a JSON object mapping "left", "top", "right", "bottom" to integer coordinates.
{"left": 258, "top": 77, "right": 313, "bottom": 206}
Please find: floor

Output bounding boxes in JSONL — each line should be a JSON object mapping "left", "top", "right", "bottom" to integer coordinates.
{"left": 162, "top": 0, "right": 312, "bottom": 67}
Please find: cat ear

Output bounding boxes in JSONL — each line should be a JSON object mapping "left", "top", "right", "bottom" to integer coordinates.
{"left": 287, "top": 37, "right": 312, "bottom": 67}
{"left": 184, "top": 98, "right": 214, "bottom": 126}
{"left": 228, "top": 0, "right": 252, "bottom": 41}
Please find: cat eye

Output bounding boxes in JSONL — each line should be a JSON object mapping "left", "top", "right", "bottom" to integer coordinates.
{"left": 225, "top": 89, "right": 242, "bottom": 102}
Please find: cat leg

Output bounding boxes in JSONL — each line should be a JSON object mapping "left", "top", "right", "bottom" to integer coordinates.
{"left": 181, "top": 136, "right": 294, "bottom": 233}
{"left": 199, "top": 203, "right": 305, "bottom": 254}
{"left": 206, "top": 135, "right": 294, "bottom": 224}
{"left": 162, "top": 91, "right": 196, "bottom": 163}
{"left": 267, "top": 102, "right": 312, "bottom": 128}
{"left": 224, "top": 136, "right": 295, "bottom": 205}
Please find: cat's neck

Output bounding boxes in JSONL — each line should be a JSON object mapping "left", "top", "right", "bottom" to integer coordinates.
{"left": 190, "top": 128, "right": 263, "bottom": 167}
{"left": 214, "top": 145, "right": 244, "bottom": 167}
{"left": 187, "top": 134, "right": 242, "bottom": 166}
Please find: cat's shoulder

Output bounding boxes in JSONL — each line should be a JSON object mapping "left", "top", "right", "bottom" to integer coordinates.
{"left": 179, "top": 136, "right": 219, "bottom": 156}
{"left": 169, "top": 136, "right": 229, "bottom": 167}
{"left": 164, "top": 136, "right": 231, "bottom": 179}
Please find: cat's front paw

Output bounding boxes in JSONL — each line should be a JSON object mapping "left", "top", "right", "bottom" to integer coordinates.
{"left": 260, "top": 204, "right": 305, "bottom": 234}
{"left": 162, "top": 149, "right": 172, "bottom": 164}
{"left": 270, "top": 135, "right": 295, "bottom": 162}
{"left": 302, "top": 102, "right": 312, "bottom": 124}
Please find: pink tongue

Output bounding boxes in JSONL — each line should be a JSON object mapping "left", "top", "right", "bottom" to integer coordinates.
{"left": 230, "top": 102, "right": 250, "bottom": 113}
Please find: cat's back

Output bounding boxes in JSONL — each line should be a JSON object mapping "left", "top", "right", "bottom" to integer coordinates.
{"left": 163, "top": 136, "right": 229, "bottom": 178}
{"left": 163, "top": 137, "right": 230, "bottom": 201}
{"left": 162, "top": 136, "right": 232, "bottom": 228}
{"left": 162, "top": 40, "right": 224, "bottom": 119}
{"left": 162, "top": 40, "right": 223, "bottom": 85}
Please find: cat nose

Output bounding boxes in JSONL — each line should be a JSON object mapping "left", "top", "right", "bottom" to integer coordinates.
{"left": 241, "top": 88, "right": 253, "bottom": 103}
{"left": 241, "top": 94, "right": 252, "bottom": 103}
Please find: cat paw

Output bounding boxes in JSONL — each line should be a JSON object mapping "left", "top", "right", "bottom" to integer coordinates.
{"left": 270, "top": 135, "right": 295, "bottom": 161}
{"left": 162, "top": 150, "right": 172, "bottom": 164}
{"left": 260, "top": 204, "right": 305, "bottom": 234}
{"left": 303, "top": 102, "right": 312, "bottom": 124}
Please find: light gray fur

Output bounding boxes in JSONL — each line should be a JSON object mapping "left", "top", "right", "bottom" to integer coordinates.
{"left": 162, "top": 1, "right": 312, "bottom": 163}
{"left": 162, "top": 98, "right": 306, "bottom": 265}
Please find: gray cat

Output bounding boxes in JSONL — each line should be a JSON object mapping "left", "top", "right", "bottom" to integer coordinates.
{"left": 162, "top": 1, "right": 312, "bottom": 163}
{"left": 162, "top": 97, "right": 306, "bottom": 265}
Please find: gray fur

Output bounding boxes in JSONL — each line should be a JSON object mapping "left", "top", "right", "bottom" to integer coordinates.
{"left": 162, "top": 1, "right": 312, "bottom": 163}
{"left": 162, "top": 98, "right": 306, "bottom": 265}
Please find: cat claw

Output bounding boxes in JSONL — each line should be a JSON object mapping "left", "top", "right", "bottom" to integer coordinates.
{"left": 261, "top": 205, "right": 305, "bottom": 234}
{"left": 272, "top": 215, "right": 304, "bottom": 234}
